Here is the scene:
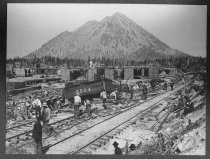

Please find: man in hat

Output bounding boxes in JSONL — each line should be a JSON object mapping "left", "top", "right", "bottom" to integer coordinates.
{"left": 182, "top": 95, "right": 194, "bottom": 117}
{"left": 45, "top": 99, "right": 53, "bottom": 111}
{"left": 127, "top": 144, "right": 136, "bottom": 155}
{"left": 113, "top": 141, "right": 123, "bottom": 155}
{"left": 142, "top": 85, "right": 148, "bottom": 100}
{"left": 110, "top": 90, "right": 119, "bottom": 104}
{"left": 170, "top": 81, "right": 174, "bottom": 91}
{"left": 54, "top": 97, "right": 61, "bottom": 114}
{"left": 44, "top": 90, "right": 48, "bottom": 97}
{"left": 32, "top": 98, "right": 42, "bottom": 119}
{"left": 129, "top": 85, "right": 134, "bottom": 100}
{"left": 21, "top": 101, "right": 28, "bottom": 120}
{"left": 59, "top": 96, "right": 65, "bottom": 109}
{"left": 74, "top": 91, "right": 81, "bottom": 119}
{"left": 164, "top": 82, "right": 167, "bottom": 91}
{"left": 84, "top": 98, "right": 91, "bottom": 118}
{"left": 100, "top": 89, "right": 107, "bottom": 109}
{"left": 126, "top": 142, "right": 143, "bottom": 155}
{"left": 32, "top": 116, "right": 42, "bottom": 154}
{"left": 42, "top": 102, "right": 51, "bottom": 134}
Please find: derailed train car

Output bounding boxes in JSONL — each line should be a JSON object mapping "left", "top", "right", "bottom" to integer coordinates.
{"left": 63, "top": 78, "right": 114, "bottom": 100}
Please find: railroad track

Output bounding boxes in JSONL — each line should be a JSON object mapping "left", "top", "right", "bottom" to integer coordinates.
{"left": 6, "top": 82, "right": 183, "bottom": 152}
{"left": 6, "top": 120, "right": 35, "bottom": 131}
{"left": 41, "top": 84, "right": 184, "bottom": 154}
{"left": 6, "top": 92, "right": 164, "bottom": 147}
{"left": 6, "top": 81, "right": 181, "bottom": 139}
{"left": 6, "top": 115, "right": 76, "bottom": 141}
{"left": 74, "top": 88, "right": 204, "bottom": 154}
{"left": 72, "top": 97, "right": 171, "bottom": 154}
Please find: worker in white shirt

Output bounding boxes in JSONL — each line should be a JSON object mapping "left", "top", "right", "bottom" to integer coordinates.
{"left": 100, "top": 89, "right": 107, "bottom": 109}
{"left": 32, "top": 98, "right": 42, "bottom": 119}
{"left": 110, "top": 90, "right": 118, "bottom": 104}
{"left": 74, "top": 91, "right": 81, "bottom": 119}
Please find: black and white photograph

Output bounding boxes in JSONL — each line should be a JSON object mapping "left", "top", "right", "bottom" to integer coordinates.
{"left": 6, "top": 3, "right": 207, "bottom": 155}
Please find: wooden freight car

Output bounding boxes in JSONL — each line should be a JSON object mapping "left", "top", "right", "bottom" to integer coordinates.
{"left": 63, "top": 78, "right": 114, "bottom": 100}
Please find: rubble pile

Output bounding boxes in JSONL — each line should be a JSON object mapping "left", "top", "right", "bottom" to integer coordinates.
{"left": 6, "top": 84, "right": 64, "bottom": 125}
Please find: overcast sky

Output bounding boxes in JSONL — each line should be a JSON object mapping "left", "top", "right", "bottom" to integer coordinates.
{"left": 7, "top": 4, "right": 207, "bottom": 59}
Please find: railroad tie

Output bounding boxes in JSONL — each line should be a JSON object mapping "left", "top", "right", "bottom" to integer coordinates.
{"left": 19, "top": 135, "right": 27, "bottom": 141}
{"left": 101, "top": 136, "right": 110, "bottom": 142}
{"left": 114, "top": 128, "right": 123, "bottom": 135}
{"left": 194, "top": 101, "right": 205, "bottom": 110}
{"left": 97, "top": 138, "right": 107, "bottom": 145}
{"left": 25, "top": 136, "right": 30, "bottom": 140}
{"left": 105, "top": 135, "right": 114, "bottom": 139}
{"left": 76, "top": 150, "right": 91, "bottom": 154}
{"left": 12, "top": 128, "right": 23, "bottom": 131}
{"left": 89, "top": 144, "right": 98, "bottom": 150}
{"left": 124, "top": 124, "right": 130, "bottom": 129}
{"left": 92, "top": 141, "right": 101, "bottom": 147}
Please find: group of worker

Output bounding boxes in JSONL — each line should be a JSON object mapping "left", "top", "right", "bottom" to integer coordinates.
{"left": 171, "top": 90, "right": 195, "bottom": 119}
{"left": 11, "top": 94, "right": 63, "bottom": 122}
{"left": 164, "top": 81, "right": 174, "bottom": 91}
{"left": 73, "top": 88, "right": 120, "bottom": 119}
{"left": 127, "top": 84, "right": 148, "bottom": 101}
{"left": 113, "top": 140, "right": 143, "bottom": 155}
{"left": 73, "top": 91, "right": 92, "bottom": 119}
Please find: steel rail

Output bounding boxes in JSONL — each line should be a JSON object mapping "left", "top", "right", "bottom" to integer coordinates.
{"left": 6, "top": 82, "right": 182, "bottom": 142}
{"left": 42, "top": 84, "right": 183, "bottom": 153}
{"left": 71, "top": 92, "right": 177, "bottom": 154}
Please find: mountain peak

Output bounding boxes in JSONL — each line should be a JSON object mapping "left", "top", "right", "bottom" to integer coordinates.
{"left": 100, "top": 12, "right": 132, "bottom": 28}
{"left": 112, "top": 12, "right": 126, "bottom": 18}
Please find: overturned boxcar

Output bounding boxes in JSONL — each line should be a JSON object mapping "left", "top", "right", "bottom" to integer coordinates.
{"left": 63, "top": 78, "right": 114, "bottom": 100}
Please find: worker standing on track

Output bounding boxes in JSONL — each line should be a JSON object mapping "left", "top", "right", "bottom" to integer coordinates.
{"left": 42, "top": 102, "right": 51, "bottom": 135}
{"left": 113, "top": 141, "right": 123, "bottom": 155}
{"left": 84, "top": 98, "right": 91, "bottom": 118}
{"left": 74, "top": 91, "right": 81, "bottom": 119}
{"left": 32, "top": 116, "right": 42, "bottom": 154}
{"left": 170, "top": 81, "right": 174, "bottom": 91}
{"left": 129, "top": 85, "right": 134, "bottom": 100}
{"left": 53, "top": 97, "right": 61, "bottom": 114}
{"left": 182, "top": 95, "right": 194, "bottom": 117}
{"left": 44, "top": 90, "right": 48, "bottom": 97}
{"left": 142, "top": 85, "right": 148, "bottom": 100}
{"left": 59, "top": 96, "right": 65, "bottom": 109}
{"left": 32, "top": 98, "right": 42, "bottom": 119}
{"left": 100, "top": 89, "right": 107, "bottom": 109}
{"left": 164, "top": 82, "right": 168, "bottom": 91}
{"left": 177, "top": 94, "right": 184, "bottom": 111}
{"left": 150, "top": 80, "right": 156, "bottom": 92}
{"left": 21, "top": 101, "right": 28, "bottom": 120}
{"left": 11, "top": 100, "right": 16, "bottom": 120}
